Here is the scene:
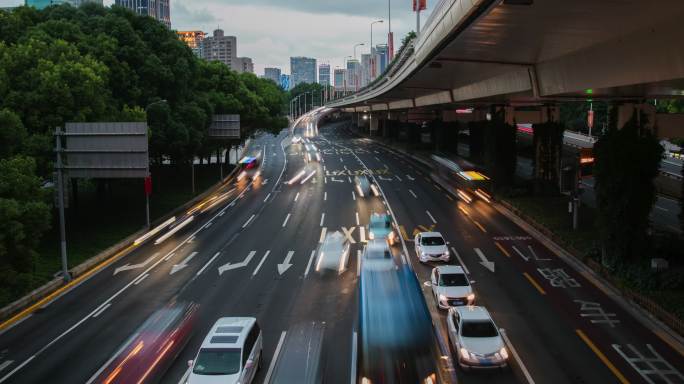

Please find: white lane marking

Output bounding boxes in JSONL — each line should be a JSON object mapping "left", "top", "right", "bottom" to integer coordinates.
{"left": 253, "top": 250, "right": 270, "bottom": 276}
{"left": 350, "top": 330, "right": 358, "bottom": 384}
{"left": 340, "top": 157, "right": 343, "bottom": 162}
{"left": 264, "top": 331, "right": 287, "bottom": 384}
{"left": 320, "top": 213, "right": 325, "bottom": 227}
{"left": 277, "top": 251, "right": 295, "bottom": 275}
{"left": 263, "top": 193, "right": 271, "bottom": 203}
{"left": 512, "top": 246, "right": 530, "bottom": 261}
{"left": 357, "top": 250, "right": 362, "bottom": 277}
{"left": 91, "top": 303, "right": 112, "bottom": 318}
{"left": 304, "top": 250, "right": 316, "bottom": 277}
{"left": 613, "top": 343, "right": 684, "bottom": 383}
{"left": 163, "top": 252, "right": 175, "bottom": 262}
{"left": 155, "top": 216, "right": 194, "bottom": 245}
{"left": 196, "top": 252, "right": 221, "bottom": 276}
{"left": 426, "top": 210, "right": 437, "bottom": 224}
{"left": 204, "top": 221, "right": 213, "bottom": 229}
{"left": 114, "top": 253, "right": 159, "bottom": 275}
{"left": 355, "top": 212, "right": 360, "bottom": 226}
{"left": 294, "top": 192, "right": 300, "bottom": 202}
{"left": 352, "top": 191, "right": 356, "bottom": 201}
{"left": 0, "top": 361, "right": 13, "bottom": 375}
{"left": 451, "top": 247, "right": 470, "bottom": 275}
{"left": 0, "top": 356, "right": 34, "bottom": 384}
{"left": 170, "top": 251, "right": 197, "bottom": 275}
{"left": 319, "top": 227, "right": 327, "bottom": 243}
{"left": 324, "top": 192, "right": 327, "bottom": 201}
{"left": 218, "top": 251, "right": 256, "bottom": 275}
{"left": 395, "top": 175, "right": 402, "bottom": 181}
{"left": 375, "top": 156, "right": 380, "bottom": 161}
{"left": 218, "top": 211, "right": 225, "bottom": 217}
{"left": 409, "top": 189, "right": 417, "bottom": 199}
{"left": 348, "top": 176, "right": 352, "bottom": 183}
{"left": 178, "top": 367, "right": 191, "bottom": 384}
{"left": 133, "top": 273, "right": 149, "bottom": 286}
{"left": 324, "top": 177, "right": 327, "bottom": 184}
{"left": 500, "top": 329, "right": 536, "bottom": 384}
{"left": 242, "top": 214, "right": 256, "bottom": 228}
{"left": 282, "top": 213, "right": 291, "bottom": 227}
{"left": 655, "top": 205, "right": 668, "bottom": 212}
{"left": 359, "top": 226, "right": 366, "bottom": 243}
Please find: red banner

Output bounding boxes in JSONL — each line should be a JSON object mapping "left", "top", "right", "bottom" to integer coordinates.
{"left": 144, "top": 176, "right": 152, "bottom": 196}
{"left": 388, "top": 31, "right": 394, "bottom": 61}
{"left": 413, "top": 0, "right": 427, "bottom": 11}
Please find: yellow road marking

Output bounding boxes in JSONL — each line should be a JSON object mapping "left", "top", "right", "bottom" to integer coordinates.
{"left": 523, "top": 272, "right": 547, "bottom": 295}
{"left": 495, "top": 242, "right": 511, "bottom": 257}
{"left": 458, "top": 206, "right": 469, "bottom": 216}
{"left": 576, "top": 329, "right": 630, "bottom": 384}
{"left": 473, "top": 220, "right": 487, "bottom": 233}
{"left": 418, "top": 225, "right": 430, "bottom": 232}
{"left": 0, "top": 243, "right": 138, "bottom": 332}
{"left": 399, "top": 225, "right": 409, "bottom": 240}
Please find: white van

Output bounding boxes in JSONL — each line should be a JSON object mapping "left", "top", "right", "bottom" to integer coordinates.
{"left": 187, "top": 317, "right": 262, "bottom": 384}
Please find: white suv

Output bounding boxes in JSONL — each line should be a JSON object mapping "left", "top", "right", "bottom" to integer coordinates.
{"left": 188, "top": 317, "right": 262, "bottom": 384}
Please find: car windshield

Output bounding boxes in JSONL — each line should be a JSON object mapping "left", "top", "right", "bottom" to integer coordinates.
{"left": 461, "top": 320, "right": 498, "bottom": 338}
{"left": 440, "top": 273, "right": 468, "bottom": 286}
{"left": 371, "top": 218, "right": 390, "bottom": 229}
{"left": 193, "top": 348, "right": 241, "bottom": 375}
{"left": 422, "top": 236, "right": 445, "bottom": 246}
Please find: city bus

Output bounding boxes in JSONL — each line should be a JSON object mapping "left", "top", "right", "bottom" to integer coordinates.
{"left": 431, "top": 155, "right": 492, "bottom": 204}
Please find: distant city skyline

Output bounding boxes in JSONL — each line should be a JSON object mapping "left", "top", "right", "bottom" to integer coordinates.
{"left": 0, "top": 0, "right": 432, "bottom": 77}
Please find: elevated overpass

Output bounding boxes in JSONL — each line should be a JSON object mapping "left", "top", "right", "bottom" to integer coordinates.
{"left": 328, "top": 0, "right": 684, "bottom": 112}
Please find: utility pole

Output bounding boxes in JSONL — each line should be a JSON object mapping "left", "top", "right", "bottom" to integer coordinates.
{"left": 55, "top": 127, "right": 71, "bottom": 282}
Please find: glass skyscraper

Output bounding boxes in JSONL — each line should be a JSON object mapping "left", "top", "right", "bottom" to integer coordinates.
{"left": 114, "top": 0, "right": 171, "bottom": 28}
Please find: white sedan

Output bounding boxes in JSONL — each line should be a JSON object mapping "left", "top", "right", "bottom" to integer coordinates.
{"left": 447, "top": 306, "right": 509, "bottom": 371}
{"left": 430, "top": 265, "right": 474, "bottom": 309}
{"left": 414, "top": 232, "right": 450, "bottom": 262}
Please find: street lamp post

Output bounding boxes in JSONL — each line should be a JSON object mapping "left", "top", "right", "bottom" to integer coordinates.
{"left": 352, "top": 44, "right": 364, "bottom": 92}
{"left": 353, "top": 42, "right": 365, "bottom": 60}
{"left": 370, "top": 20, "right": 384, "bottom": 80}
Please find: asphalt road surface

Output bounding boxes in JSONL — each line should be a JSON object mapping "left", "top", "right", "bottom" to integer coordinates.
{"left": 0, "top": 114, "right": 682, "bottom": 384}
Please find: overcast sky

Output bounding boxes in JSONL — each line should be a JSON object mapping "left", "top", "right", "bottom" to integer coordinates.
{"left": 0, "top": 0, "right": 433, "bottom": 76}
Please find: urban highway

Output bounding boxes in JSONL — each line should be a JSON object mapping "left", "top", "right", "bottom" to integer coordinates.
{"left": 0, "top": 112, "right": 682, "bottom": 384}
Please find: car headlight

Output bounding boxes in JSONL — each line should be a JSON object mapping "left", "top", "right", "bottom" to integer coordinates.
{"left": 500, "top": 347, "right": 509, "bottom": 360}
{"left": 438, "top": 294, "right": 447, "bottom": 303}
{"left": 443, "top": 250, "right": 450, "bottom": 257}
{"left": 467, "top": 293, "right": 475, "bottom": 302}
{"left": 368, "top": 232, "right": 375, "bottom": 240}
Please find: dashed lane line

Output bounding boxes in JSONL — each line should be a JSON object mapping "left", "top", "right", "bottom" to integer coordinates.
{"left": 264, "top": 331, "right": 287, "bottom": 384}
{"left": 495, "top": 242, "right": 511, "bottom": 257}
{"left": 451, "top": 247, "right": 470, "bottom": 275}
{"left": 523, "top": 272, "right": 547, "bottom": 295}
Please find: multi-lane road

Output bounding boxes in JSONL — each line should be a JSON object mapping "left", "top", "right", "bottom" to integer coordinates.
{"left": 0, "top": 112, "right": 682, "bottom": 384}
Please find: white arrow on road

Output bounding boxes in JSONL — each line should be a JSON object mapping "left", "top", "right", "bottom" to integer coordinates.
{"left": 218, "top": 251, "right": 256, "bottom": 275}
{"left": 277, "top": 251, "right": 295, "bottom": 275}
{"left": 378, "top": 176, "right": 393, "bottom": 181}
{"left": 330, "top": 177, "right": 344, "bottom": 183}
{"left": 474, "top": 248, "right": 495, "bottom": 272}
{"left": 171, "top": 252, "right": 197, "bottom": 275}
{"left": 114, "top": 253, "right": 158, "bottom": 275}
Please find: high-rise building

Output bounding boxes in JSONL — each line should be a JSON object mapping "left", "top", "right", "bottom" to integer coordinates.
{"left": 114, "top": 0, "right": 171, "bottom": 28}
{"left": 201, "top": 29, "right": 237, "bottom": 69}
{"left": 346, "top": 59, "right": 361, "bottom": 92}
{"left": 177, "top": 31, "right": 206, "bottom": 57}
{"left": 279, "top": 74, "right": 290, "bottom": 91}
{"left": 236, "top": 57, "right": 254, "bottom": 74}
{"left": 318, "top": 64, "right": 331, "bottom": 86}
{"left": 360, "top": 53, "right": 372, "bottom": 87}
{"left": 25, "top": 0, "right": 102, "bottom": 9}
{"left": 334, "top": 68, "right": 346, "bottom": 90}
{"left": 264, "top": 67, "right": 281, "bottom": 84}
{"left": 290, "top": 57, "right": 316, "bottom": 88}
{"left": 373, "top": 44, "right": 389, "bottom": 79}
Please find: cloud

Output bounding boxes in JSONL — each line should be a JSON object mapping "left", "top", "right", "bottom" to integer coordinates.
{"left": 172, "top": 2, "right": 218, "bottom": 25}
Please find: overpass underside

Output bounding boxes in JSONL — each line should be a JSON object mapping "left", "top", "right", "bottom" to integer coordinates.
{"left": 333, "top": 0, "right": 684, "bottom": 113}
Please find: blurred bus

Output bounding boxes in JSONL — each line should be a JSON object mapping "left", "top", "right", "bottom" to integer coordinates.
{"left": 431, "top": 155, "right": 492, "bottom": 204}
{"left": 358, "top": 259, "right": 439, "bottom": 384}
